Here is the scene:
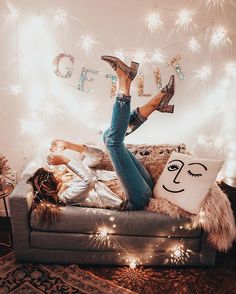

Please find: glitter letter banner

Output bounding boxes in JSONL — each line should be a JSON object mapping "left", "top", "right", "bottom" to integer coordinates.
{"left": 137, "top": 73, "right": 151, "bottom": 97}
{"left": 153, "top": 67, "right": 162, "bottom": 89}
{"left": 78, "top": 67, "right": 99, "bottom": 93}
{"left": 52, "top": 53, "right": 74, "bottom": 78}
{"left": 105, "top": 74, "right": 117, "bottom": 98}
{"left": 167, "top": 55, "right": 184, "bottom": 80}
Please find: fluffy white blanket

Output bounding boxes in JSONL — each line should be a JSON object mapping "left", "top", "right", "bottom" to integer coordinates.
{"left": 147, "top": 183, "right": 236, "bottom": 252}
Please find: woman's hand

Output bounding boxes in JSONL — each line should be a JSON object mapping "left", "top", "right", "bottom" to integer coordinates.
{"left": 47, "top": 154, "right": 70, "bottom": 166}
{"left": 50, "top": 139, "right": 69, "bottom": 152}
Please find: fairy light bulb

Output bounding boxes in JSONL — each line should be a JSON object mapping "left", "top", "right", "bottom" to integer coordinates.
{"left": 175, "top": 10, "right": 193, "bottom": 31}
{"left": 80, "top": 35, "right": 95, "bottom": 55}
{"left": 129, "top": 259, "right": 137, "bottom": 269}
{"left": 195, "top": 66, "right": 212, "bottom": 81}
{"left": 98, "top": 227, "right": 109, "bottom": 239}
{"left": 206, "top": 0, "right": 226, "bottom": 8}
{"left": 4, "top": 3, "right": 19, "bottom": 23}
{"left": 9, "top": 7, "right": 19, "bottom": 19}
{"left": 134, "top": 50, "right": 147, "bottom": 64}
{"left": 210, "top": 27, "right": 231, "bottom": 48}
{"left": 146, "top": 13, "right": 163, "bottom": 32}
{"left": 10, "top": 85, "right": 21, "bottom": 95}
{"left": 53, "top": 9, "right": 67, "bottom": 25}
{"left": 151, "top": 50, "right": 165, "bottom": 63}
{"left": 188, "top": 37, "right": 200, "bottom": 52}
{"left": 114, "top": 50, "right": 125, "bottom": 61}
{"left": 225, "top": 63, "right": 236, "bottom": 77}
{"left": 174, "top": 247, "right": 181, "bottom": 258}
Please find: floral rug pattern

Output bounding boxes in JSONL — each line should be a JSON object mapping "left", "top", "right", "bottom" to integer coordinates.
{"left": 0, "top": 252, "right": 135, "bottom": 294}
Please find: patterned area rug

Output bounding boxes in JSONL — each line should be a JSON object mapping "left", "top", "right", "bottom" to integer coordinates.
{"left": 0, "top": 252, "right": 135, "bottom": 294}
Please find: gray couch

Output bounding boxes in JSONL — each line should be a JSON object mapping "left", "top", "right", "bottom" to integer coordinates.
{"left": 9, "top": 144, "right": 216, "bottom": 266}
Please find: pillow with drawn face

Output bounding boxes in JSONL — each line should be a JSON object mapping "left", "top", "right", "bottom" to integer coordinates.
{"left": 153, "top": 152, "right": 223, "bottom": 214}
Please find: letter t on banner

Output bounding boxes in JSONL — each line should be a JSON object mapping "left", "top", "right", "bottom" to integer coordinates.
{"left": 167, "top": 55, "right": 184, "bottom": 80}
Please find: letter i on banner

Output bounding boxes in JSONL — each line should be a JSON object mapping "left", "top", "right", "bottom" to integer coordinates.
{"left": 105, "top": 74, "right": 117, "bottom": 98}
{"left": 78, "top": 67, "right": 98, "bottom": 93}
{"left": 137, "top": 73, "right": 151, "bottom": 97}
{"left": 167, "top": 55, "right": 184, "bottom": 80}
{"left": 153, "top": 67, "right": 162, "bottom": 89}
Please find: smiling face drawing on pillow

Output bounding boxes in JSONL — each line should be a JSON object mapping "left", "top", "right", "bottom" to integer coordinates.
{"left": 153, "top": 152, "right": 223, "bottom": 214}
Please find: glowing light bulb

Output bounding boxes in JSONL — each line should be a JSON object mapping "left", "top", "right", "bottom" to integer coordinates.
{"left": 146, "top": 13, "right": 164, "bottom": 32}
{"left": 5, "top": 3, "right": 19, "bottom": 22}
{"left": 53, "top": 9, "right": 67, "bottom": 25}
{"left": 151, "top": 50, "right": 165, "bottom": 63}
{"left": 225, "top": 63, "right": 236, "bottom": 77}
{"left": 10, "top": 85, "right": 21, "bottom": 95}
{"left": 199, "top": 209, "right": 206, "bottom": 224}
{"left": 129, "top": 259, "right": 137, "bottom": 269}
{"left": 174, "top": 248, "right": 181, "bottom": 258}
{"left": 188, "top": 37, "right": 201, "bottom": 52}
{"left": 210, "top": 27, "right": 231, "bottom": 48}
{"left": 97, "top": 227, "right": 109, "bottom": 239}
{"left": 79, "top": 35, "right": 95, "bottom": 55}
{"left": 114, "top": 50, "right": 125, "bottom": 61}
{"left": 175, "top": 10, "right": 193, "bottom": 31}
{"left": 134, "top": 50, "right": 147, "bottom": 64}
{"left": 206, "top": 0, "right": 226, "bottom": 8}
{"left": 195, "top": 66, "right": 212, "bottom": 81}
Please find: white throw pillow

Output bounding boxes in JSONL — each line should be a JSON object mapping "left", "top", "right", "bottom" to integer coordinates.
{"left": 153, "top": 152, "right": 223, "bottom": 214}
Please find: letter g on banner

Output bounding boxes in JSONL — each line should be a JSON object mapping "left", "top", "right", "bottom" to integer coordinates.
{"left": 52, "top": 53, "right": 75, "bottom": 78}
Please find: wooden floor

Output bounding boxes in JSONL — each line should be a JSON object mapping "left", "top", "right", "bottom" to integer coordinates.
{"left": 1, "top": 217, "right": 236, "bottom": 294}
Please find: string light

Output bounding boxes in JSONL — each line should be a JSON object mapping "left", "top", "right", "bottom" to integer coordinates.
{"left": 10, "top": 85, "right": 21, "bottom": 95}
{"left": 79, "top": 35, "right": 95, "bottom": 55}
{"left": 210, "top": 26, "right": 231, "bottom": 48}
{"left": 206, "top": 0, "right": 226, "bottom": 8}
{"left": 199, "top": 209, "right": 206, "bottom": 224}
{"left": 188, "top": 37, "right": 201, "bottom": 52}
{"left": 114, "top": 50, "right": 125, "bottom": 61}
{"left": 4, "top": 3, "right": 19, "bottom": 23}
{"left": 195, "top": 65, "right": 212, "bottom": 81}
{"left": 169, "top": 243, "right": 191, "bottom": 264}
{"left": 151, "top": 50, "right": 165, "bottom": 63}
{"left": 97, "top": 227, "right": 110, "bottom": 239}
{"left": 175, "top": 10, "right": 193, "bottom": 31}
{"left": 225, "top": 63, "right": 236, "bottom": 77}
{"left": 129, "top": 259, "right": 138, "bottom": 269}
{"left": 146, "top": 13, "right": 164, "bottom": 32}
{"left": 53, "top": 9, "right": 68, "bottom": 25}
{"left": 134, "top": 50, "right": 147, "bottom": 64}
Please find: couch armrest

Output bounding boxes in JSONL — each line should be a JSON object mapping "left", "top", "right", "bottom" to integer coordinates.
{"left": 9, "top": 180, "right": 34, "bottom": 260}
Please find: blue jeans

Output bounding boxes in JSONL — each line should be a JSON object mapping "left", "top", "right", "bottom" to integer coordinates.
{"left": 103, "top": 94, "right": 154, "bottom": 210}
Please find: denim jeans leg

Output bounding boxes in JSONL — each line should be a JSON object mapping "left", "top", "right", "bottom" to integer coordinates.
{"left": 127, "top": 149, "right": 154, "bottom": 190}
{"left": 126, "top": 108, "right": 147, "bottom": 136}
{"left": 103, "top": 95, "right": 152, "bottom": 210}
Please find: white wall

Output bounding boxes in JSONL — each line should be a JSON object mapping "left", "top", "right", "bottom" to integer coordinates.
{"left": 0, "top": 0, "right": 236, "bottom": 215}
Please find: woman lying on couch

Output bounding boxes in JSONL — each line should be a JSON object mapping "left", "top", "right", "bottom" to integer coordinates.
{"left": 28, "top": 57, "right": 175, "bottom": 221}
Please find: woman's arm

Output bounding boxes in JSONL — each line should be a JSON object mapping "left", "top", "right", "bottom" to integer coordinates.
{"left": 51, "top": 139, "right": 104, "bottom": 168}
{"left": 51, "top": 139, "right": 86, "bottom": 153}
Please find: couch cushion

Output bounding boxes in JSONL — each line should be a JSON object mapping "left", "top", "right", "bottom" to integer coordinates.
{"left": 153, "top": 152, "right": 223, "bottom": 214}
{"left": 31, "top": 206, "right": 201, "bottom": 237}
{"left": 96, "top": 143, "right": 189, "bottom": 182}
{"left": 31, "top": 231, "right": 201, "bottom": 252}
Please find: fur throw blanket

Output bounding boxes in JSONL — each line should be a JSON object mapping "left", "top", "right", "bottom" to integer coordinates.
{"left": 98, "top": 143, "right": 236, "bottom": 252}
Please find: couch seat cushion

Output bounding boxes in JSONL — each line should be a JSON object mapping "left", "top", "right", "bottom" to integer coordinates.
{"left": 31, "top": 206, "right": 201, "bottom": 237}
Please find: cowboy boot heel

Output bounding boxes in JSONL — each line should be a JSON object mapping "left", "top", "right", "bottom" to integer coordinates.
{"left": 157, "top": 75, "right": 175, "bottom": 113}
{"left": 101, "top": 55, "right": 139, "bottom": 80}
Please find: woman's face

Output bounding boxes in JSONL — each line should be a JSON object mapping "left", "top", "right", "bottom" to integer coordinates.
{"left": 47, "top": 165, "right": 74, "bottom": 184}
